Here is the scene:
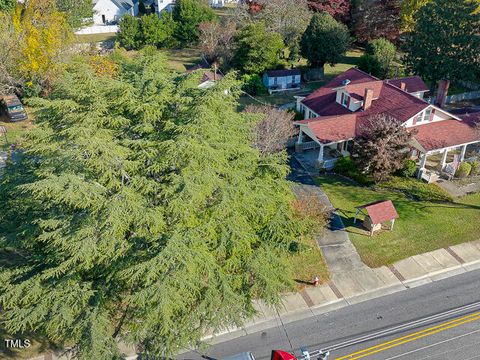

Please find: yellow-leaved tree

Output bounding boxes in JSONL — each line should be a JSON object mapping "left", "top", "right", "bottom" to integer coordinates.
{"left": 12, "top": 0, "right": 72, "bottom": 92}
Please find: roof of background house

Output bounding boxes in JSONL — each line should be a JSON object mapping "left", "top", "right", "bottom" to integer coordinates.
{"left": 265, "top": 69, "right": 301, "bottom": 77}
{"left": 201, "top": 71, "right": 223, "bottom": 83}
{"left": 94, "top": 0, "right": 136, "bottom": 9}
{"left": 387, "top": 76, "right": 429, "bottom": 94}
{"left": 413, "top": 119, "right": 480, "bottom": 151}
{"left": 357, "top": 200, "right": 399, "bottom": 224}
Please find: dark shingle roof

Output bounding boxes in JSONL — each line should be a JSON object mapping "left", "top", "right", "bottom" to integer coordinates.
{"left": 265, "top": 69, "right": 301, "bottom": 77}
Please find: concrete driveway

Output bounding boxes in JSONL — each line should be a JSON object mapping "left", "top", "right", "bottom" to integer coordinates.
{"left": 288, "top": 154, "right": 390, "bottom": 293}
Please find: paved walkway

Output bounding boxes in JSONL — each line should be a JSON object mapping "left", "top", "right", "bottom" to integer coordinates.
{"left": 202, "top": 154, "right": 480, "bottom": 345}
{"left": 437, "top": 176, "right": 480, "bottom": 197}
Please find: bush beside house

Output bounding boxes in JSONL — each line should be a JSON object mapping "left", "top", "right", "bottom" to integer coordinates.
{"left": 455, "top": 161, "right": 472, "bottom": 178}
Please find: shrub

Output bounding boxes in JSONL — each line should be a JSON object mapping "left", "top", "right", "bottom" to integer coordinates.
{"left": 455, "top": 161, "right": 472, "bottom": 178}
{"left": 365, "top": 38, "right": 397, "bottom": 79}
{"left": 470, "top": 160, "right": 480, "bottom": 175}
{"left": 118, "top": 15, "right": 141, "bottom": 50}
{"left": 398, "top": 159, "right": 417, "bottom": 178}
{"left": 333, "top": 157, "right": 372, "bottom": 185}
{"left": 333, "top": 156, "right": 356, "bottom": 174}
{"left": 380, "top": 177, "right": 453, "bottom": 202}
{"left": 357, "top": 54, "right": 382, "bottom": 77}
{"left": 241, "top": 74, "right": 267, "bottom": 95}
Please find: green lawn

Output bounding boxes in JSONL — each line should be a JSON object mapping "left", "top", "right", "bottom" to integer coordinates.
{"left": 74, "top": 32, "right": 117, "bottom": 44}
{"left": 161, "top": 47, "right": 203, "bottom": 72}
{"left": 317, "top": 175, "right": 480, "bottom": 268}
{"left": 289, "top": 233, "right": 329, "bottom": 288}
{"left": 0, "top": 112, "right": 34, "bottom": 151}
{"left": 238, "top": 48, "right": 366, "bottom": 108}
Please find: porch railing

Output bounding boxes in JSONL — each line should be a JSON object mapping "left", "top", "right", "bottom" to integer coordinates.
{"left": 323, "top": 158, "right": 338, "bottom": 170}
{"left": 296, "top": 141, "right": 319, "bottom": 151}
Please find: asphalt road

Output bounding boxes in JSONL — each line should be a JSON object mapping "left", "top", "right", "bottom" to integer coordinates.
{"left": 179, "top": 269, "right": 480, "bottom": 360}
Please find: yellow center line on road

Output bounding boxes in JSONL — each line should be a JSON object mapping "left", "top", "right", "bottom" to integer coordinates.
{"left": 336, "top": 311, "right": 480, "bottom": 360}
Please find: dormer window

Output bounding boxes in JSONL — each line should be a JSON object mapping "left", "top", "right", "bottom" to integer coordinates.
{"left": 341, "top": 92, "right": 350, "bottom": 108}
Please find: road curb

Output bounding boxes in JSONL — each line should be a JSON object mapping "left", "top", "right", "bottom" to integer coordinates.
{"left": 202, "top": 255, "right": 480, "bottom": 345}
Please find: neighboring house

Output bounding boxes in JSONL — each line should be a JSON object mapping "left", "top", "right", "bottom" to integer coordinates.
{"left": 263, "top": 69, "right": 301, "bottom": 94}
{"left": 93, "top": 0, "right": 139, "bottom": 25}
{"left": 152, "top": 0, "right": 176, "bottom": 13}
{"left": 209, "top": 0, "right": 242, "bottom": 7}
{"left": 186, "top": 65, "right": 224, "bottom": 89}
{"left": 294, "top": 68, "right": 480, "bottom": 180}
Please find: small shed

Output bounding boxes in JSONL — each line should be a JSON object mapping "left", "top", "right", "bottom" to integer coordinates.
{"left": 263, "top": 69, "right": 301, "bottom": 94}
{"left": 354, "top": 200, "right": 399, "bottom": 236}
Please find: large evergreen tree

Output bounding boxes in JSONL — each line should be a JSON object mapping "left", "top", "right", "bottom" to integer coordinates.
{"left": 300, "top": 12, "right": 350, "bottom": 69}
{"left": 173, "top": 0, "right": 217, "bottom": 45}
{"left": 0, "top": 52, "right": 312, "bottom": 358}
{"left": 0, "top": 0, "right": 16, "bottom": 13}
{"left": 233, "top": 21, "right": 285, "bottom": 74}
{"left": 403, "top": 0, "right": 480, "bottom": 88}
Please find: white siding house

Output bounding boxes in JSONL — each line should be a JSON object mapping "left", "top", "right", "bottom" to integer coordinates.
{"left": 154, "top": 0, "right": 176, "bottom": 13}
{"left": 93, "top": 0, "right": 139, "bottom": 25}
{"left": 263, "top": 69, "right": 301, "bottom": 94}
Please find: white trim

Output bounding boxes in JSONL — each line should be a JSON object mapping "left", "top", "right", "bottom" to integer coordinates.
{"left": 423, "top": 140, "right": 480, "bottom": 156}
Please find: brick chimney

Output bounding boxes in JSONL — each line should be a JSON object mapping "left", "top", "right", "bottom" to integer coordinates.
{"left": 436, "top": 79, "right": 450, "bottom": 108}
{"left": 363, "top": 88, "right": 374, "bottom": 111}
{"left": 400, "top": 82, "right": 406, "bottom": 91}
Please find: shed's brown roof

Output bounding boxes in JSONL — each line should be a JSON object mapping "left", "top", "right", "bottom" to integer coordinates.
{"left": 358, "top": 200, "right": 399, "bottom": 224}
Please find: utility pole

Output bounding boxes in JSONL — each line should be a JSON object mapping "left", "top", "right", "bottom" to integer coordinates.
{"left": 0, "top": 125, "right": 8, "bottom": 146}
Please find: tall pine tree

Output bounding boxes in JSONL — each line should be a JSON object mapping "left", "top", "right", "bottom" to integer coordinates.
{"left": 0, "top": 51, "right": 312, "bottom": 358}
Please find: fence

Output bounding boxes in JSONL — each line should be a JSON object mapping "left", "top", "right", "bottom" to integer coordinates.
{"left": 75, "top": 25, "right": 119, "bottom": 35}
{"left": 428, "top": 90, "right": 480, "bottom": 105}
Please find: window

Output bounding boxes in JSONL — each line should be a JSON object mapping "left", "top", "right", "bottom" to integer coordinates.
{"left": 423, "top": 108, "right": 432, "bottom": 122}
{"left": 342, "top": 94, "right": 349, "bottom": 108}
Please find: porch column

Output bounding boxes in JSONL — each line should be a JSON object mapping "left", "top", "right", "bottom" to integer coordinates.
{"left": 318, "top": 144, "right": 324, "bottom": 163}
{"left": 441, "top": 149, "right": 449, "bottom": 168}
{"left": 460, "top": 144, "right": 467, "bottom": 161}
{"left": 297, "top": 128, "right": 304, "bottom": 144}
{"left": 417, "top": 153, "right": 428, "bottom": 179}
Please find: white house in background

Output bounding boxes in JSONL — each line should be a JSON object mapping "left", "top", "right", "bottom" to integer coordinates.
{"left": 93, "top": 0, "right": 139, "bottom": 24}
{"left": 263, "top": 69, "right": 301, "bottom": 94}
{"left": 153, "top": 0, "right": 176, "bottom": 13}
{"left": 209, "top": 0, "right": 242, "bottom": 7}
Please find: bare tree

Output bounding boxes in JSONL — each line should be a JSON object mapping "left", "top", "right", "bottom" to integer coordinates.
{"left": 0, "top": 13, "right": 24, "bottom": 96}
{"left": 245, "top": 105, "right": 297, "bottom": 155}
{"left": 233, "top": 0, "right": 312, "bottom": 49}
{"left": 256, "top": 0, "right": 312, "bottom": 47}
{"left": 198, "top": 19, "right": 236, "bottom": 66}
{"left": 352, "top": 114, "right": 416, "bottom": 183}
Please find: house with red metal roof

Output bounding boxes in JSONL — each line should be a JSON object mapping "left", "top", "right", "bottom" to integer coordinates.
{"left": 294, "top": 68, "right": 480, "bottom": 180}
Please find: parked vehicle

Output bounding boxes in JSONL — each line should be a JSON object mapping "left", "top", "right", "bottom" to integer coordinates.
{"left": 224, "top": 352, "right": 256, "bottom": 360}
{"left": 1, "top": 95, "right": 28, "bottom": 122}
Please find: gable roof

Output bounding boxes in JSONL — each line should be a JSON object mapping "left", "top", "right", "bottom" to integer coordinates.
{"left": 265, "top": 69, "right": 301, "bottom": 77}
{"left": 412, "top": 118, "right": 480, "bottom": 151}
{"left": 298, "top": 68, "right": 480, "bottom": 151}
{"left": 302, "top": 68, "right": 378, "bottom": 115}
{"left": 302, "top": 68, "right": 428, "bottom": 121}
{"left": 387, "top": 76, "right": 429, "bottom": 94}
{"left": 357, "top": 200, "right": 399, "bottom": 224}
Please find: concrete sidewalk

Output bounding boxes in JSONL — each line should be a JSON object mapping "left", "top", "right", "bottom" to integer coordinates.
{"left": 206, "top": 239, "right": 480, "bottom": 345}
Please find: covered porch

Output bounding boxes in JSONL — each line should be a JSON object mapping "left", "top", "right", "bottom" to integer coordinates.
{"left": 295, "top": 128, "right": 353, "bottom": 171}
{"left": 415, "top": 141, "right": 480, "bottom": 182}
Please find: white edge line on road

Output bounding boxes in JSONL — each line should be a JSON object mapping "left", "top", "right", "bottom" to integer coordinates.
{"left": 383, "top": 328, "right": 480, "bottom": 360}
{"left": 327, "top": 300, "right": 480, "bottom": 351}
